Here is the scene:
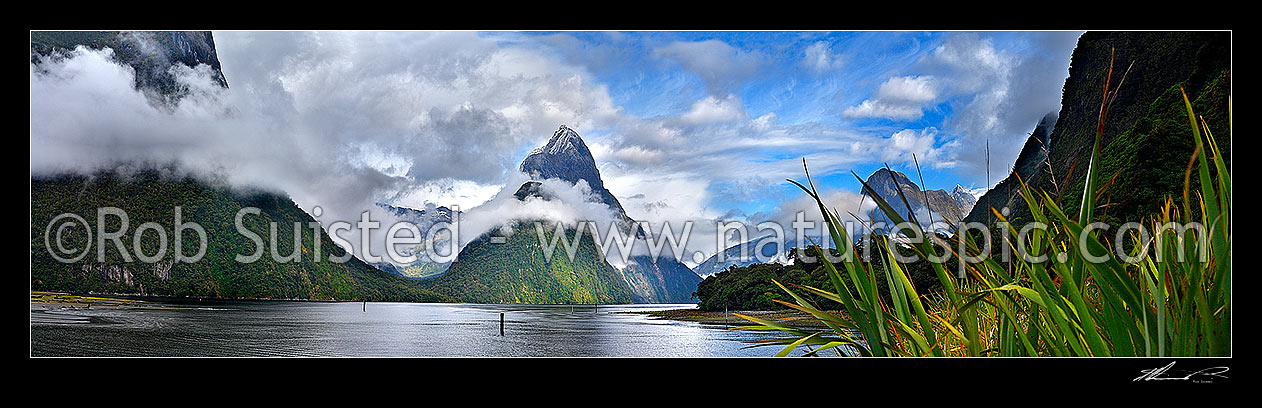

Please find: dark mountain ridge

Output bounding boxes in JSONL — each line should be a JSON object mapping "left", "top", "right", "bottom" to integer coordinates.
{"left": 30, "top": 31, "right": 447, "bottom": 302}
{"left": 965, "top": 31, "right": 1231, "bottom": 226}
{"left": 32, "top": 31, "right": 229, "bottom": 104}
{"left": 863, "top": 168, "right": 974, "bottom": 225}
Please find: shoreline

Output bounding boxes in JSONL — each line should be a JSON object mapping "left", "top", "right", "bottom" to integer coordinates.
{"left": 30, "top": 291, "right": 166, "bottom": 312}
{"left": 30, "top": 291, "right": 366, "bottom": 306}
{"left": 32, "top": 291, "right": 147, "bottom": 305}
{"left": 626, "top": 308, "right": 845, "bottom": 329}
{"left": 29, "top": 291, "right": 703, "bottom": 308}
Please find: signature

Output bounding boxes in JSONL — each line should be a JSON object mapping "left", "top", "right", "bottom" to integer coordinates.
{"left": 1134, "top": 361, "right": 1229, "bottom": 382}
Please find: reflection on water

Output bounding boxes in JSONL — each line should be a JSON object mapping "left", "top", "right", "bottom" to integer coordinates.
{"left": 31, "top": 302, "right": 794, "bottom": 357}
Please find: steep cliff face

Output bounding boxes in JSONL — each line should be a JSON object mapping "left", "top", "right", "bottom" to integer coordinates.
{"left": 963, "top": 112, "right": 1056, "bottom": 224}
{"left": 966, "top": 31, "right": 1230, "bottom": 226}
{"left": 950, "top": 185, "right": 977, "bottom": 216}
{"left": 865, "top": 168, "right": 926, "bottom": 216}
{"left": 1010, "top": 113, "right": 1059, "bottom": 184}
{"left": 519, "top": 126, "right": 635, "bottom": 229}
{"left": 31, "top": 31, "right": 229, "bottom": 104}
{"left": 864, "top": 168, "right": 972, "bottom": 225}
{"left": 520, "top": 126, "right": 700, "bottom": 303}
{"left": 30, "top": 32, "right": 447, "bottom": 302}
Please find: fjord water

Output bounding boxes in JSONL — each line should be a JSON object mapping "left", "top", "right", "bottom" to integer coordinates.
{"left": 31, "top": 302, "right": 783, "bottom": 357}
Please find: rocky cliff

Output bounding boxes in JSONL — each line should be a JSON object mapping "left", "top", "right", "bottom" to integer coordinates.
{"left": 965, "top": 31, "right": 1230, "bottom": 226}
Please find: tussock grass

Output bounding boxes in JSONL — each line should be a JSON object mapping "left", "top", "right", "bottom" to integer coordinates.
{"left": 736, "top": 70, "right": 1230, "bottom": 357}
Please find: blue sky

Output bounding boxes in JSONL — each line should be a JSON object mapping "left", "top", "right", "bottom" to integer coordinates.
{"left": 30, "top": 30, "right": 1083, "bottom": 263}
{"left": 474, "top": 31, "right": 1081, "bottom": 223}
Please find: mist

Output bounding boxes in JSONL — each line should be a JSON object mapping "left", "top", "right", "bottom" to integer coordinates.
{"left": 29, "top": 32, "right": 632, "bottom": 266}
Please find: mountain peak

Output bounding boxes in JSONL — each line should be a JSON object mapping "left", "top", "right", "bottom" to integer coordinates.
{"left": 521, "top": 125, "right": 598, "bottom": 185}
{"left": 529, "top": 125, "right": 588, "bottom": 158}
{"left": 519, "top": 125, "right": 631, "bottom": 224}
{"left": 950, "top": 185, "right": 978, "bottom": 214}
{"left": 866, "top": 168, "right": 919, "bottom": 192}
{"left": 862, "top": 168, "right": 978, "bottom": 225}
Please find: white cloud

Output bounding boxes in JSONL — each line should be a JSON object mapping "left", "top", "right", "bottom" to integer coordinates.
{"left": 751, "top": 112, "right": 778, "bottom": 131}
{"left": 876, "top": 75, "right": 938, "bottom": 103}
{"left": 802, "top": 41, "right": 844, "bottom": 74}
{"left": 923, "top": 34, "right": 1010, "bottom": 93}
{"left": 29, "top": 31, "right": 631, "bottom": 265}
{"left": 962, "top": 185, "right": 989, "bottom": 200}
{"left": 590, "top": 143, "right": 667, "bottom": 167}
{"left": 843, "top": 75, "right": 938, "bottom": 120}
{"left": 678, "top": 94, "right": 748, "bottom": 125}
{"left": 29, "top": 31, "right": 1081, "bottom": 268}
{"left": 457, "top": 173, "right": 622, "bottom": 242}
{"left": 840, "top": 32, "right": 1079, "bottom": 179}
{"left": 915, "top": 32, "right": 1079, "bottom": 179}
{"left": 842, "top": 99, "right": 927, "bottom": 121}
{"left": 602, "top": 171, "right": 724, "bottom": 267}
{"left": 653, "top": 39, "right": 763, "bottom": 94}
{"left": 888, "top": 128, "right": 937, "bottom": 159}
{"left": 391, "top": 178, "right": 500, "bottom": 211}
{"left": 739, "top": 187, "right": 880, "bottom": 252}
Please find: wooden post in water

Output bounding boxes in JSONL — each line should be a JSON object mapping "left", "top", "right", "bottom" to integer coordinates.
{"left": 500, "top": 312, "right": 505, "bottom": 336}
{"left": 363, "top": 299, "right": 366, "bottom": 312}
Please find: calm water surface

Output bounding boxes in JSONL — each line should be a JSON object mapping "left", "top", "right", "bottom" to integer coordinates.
{"left": 31, "top": 301, "right": 792, "bottom": 357}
